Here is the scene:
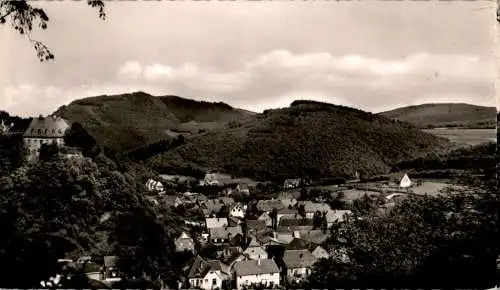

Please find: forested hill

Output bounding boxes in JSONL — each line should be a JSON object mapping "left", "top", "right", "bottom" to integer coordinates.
{"left": 53, "top": 92, "right": 255, "bottom": 152}
{"left": 147, "top": 100, "right": 451, "bottom": 181}
{"left": 379, "top": 103, "right": 497, "bottom": 129}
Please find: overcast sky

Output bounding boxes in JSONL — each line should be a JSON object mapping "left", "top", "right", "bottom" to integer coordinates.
{"left": 0, "top": 1, "right": 497, "bottom": 117}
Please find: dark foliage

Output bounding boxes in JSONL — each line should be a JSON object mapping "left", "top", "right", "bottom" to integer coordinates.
{"left": 64, "top": 122, "right": 101, "bottom": 158}
{"left": 395, "top": 142, "right": 496, "bottom": 173}
{"left": 0, "top": 155, "right": 181, "bottom": 288}
{"left": 39, "top": 142, "right": 60, "bottom": 161}
{"left": 150, "top": 102, "right": 448, "bottom": 181}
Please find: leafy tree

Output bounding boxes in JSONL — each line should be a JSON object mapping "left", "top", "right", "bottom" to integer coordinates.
{"left": 39, "top": 142, "right": 60, "bottom": 161}
{"left": 307, "top": 175, "right": 499, "bottom": 289}
{"left": 64, "top": 122, "right": 101, "bottom": 158}
{"left": 0, "top": 0, "right": 106, "bottom": 61}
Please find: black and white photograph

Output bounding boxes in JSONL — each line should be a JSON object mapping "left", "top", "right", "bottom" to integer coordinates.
{"left": 0, "top": 0, "right": 498, "bottom": 289}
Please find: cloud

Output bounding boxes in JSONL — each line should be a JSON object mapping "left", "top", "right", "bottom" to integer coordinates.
{"left": 114, "top": 50, "right": 495, "bottom": 112}
{"left": 3, "top": 50, "right": 495, "bottom": 117}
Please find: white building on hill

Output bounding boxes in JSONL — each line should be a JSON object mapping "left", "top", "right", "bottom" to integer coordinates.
{"left": 23, "top": 115, "right": 70, "bottom": 158}
{"left": 399, "top": 173, "right": 412, "bottom": 188}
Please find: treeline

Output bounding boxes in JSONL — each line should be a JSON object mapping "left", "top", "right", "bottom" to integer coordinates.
{"left": 307, "top": 178, "right": 499, "bottom": 288}
{"left": 394, "top": 142, "right": 496, "bottom": 173}
{"left": 149, "top": 104, "right": 446, "bottom": 182}
{"left": 0, "top": 151, "right": 183, "bottom": 289}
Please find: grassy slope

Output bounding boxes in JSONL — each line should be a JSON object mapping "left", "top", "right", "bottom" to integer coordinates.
{"left": 148, "top": 100, "right": 451, "bottom": 181}
{"left": 53, "top": 92, "right": 255, "bottom": 152}
{"left": 379, "top": 103, "right": 497, "bottom": 129}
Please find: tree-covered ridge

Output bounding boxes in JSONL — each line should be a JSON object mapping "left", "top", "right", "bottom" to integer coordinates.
{"left": 148, "top": 101, "right": 450, "bottom": 181}
{"left": 0, "top": 154, "right": 182, "bottom": 288}
{"left": 394, "top": 141, "right": 496, "bottom": 173}
{"left": 54, "top": 92, "right": 254, "bottom": 152}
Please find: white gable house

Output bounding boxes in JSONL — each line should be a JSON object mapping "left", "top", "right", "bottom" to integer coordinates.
{"left": 399, "top": 173, "right": 412, "bottom": 188}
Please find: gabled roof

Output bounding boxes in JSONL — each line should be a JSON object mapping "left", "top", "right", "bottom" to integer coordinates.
{"left": 279, "top": 218, "right": 314, "bottom": 227}
{"left": 311, "top": 245, "right": 330, "bottom": 259}
{"left": 286, "top": 238, "right": 312, "bottom": 251}
{"left": 243, "top": 245, "right": 267, "bottom": 258}
{"left": 246, "top": 219, "right": 267, "bottom": 232}
{"left": 104, "top": 256, "right": 117, "bottom": 268}
{"left": 277, "top": 191, "right": 298, "bottom": 200}
{"left": 233, "top": 259, "right": 280, "bottom": 276}
{"left": 325, "top": 210, "right": 352, "bottom": 223}
{"left": 256, "top": 200, "right": 285, "bottom": 212}
{"left": 209, "top": 226, "right": 243, "bottom": 239}
{"left": 205, "top": 218, "right": 228, "bottom": 229}
{"left": 219, "top": 197, "right": 235, "bottom": 206}
{"left": 299, "top": 201, "right": 331, "bottom": 213}
{"left": 246, "top": 237, "right": 260, "bottom": 248}
{"left": 283, "top": 249, "right": 317, "bottom": 269}
{"left": 298, "top": 230, "right": 329, "bottom": 245}
{"left": 177, "top": 232, "right": 192, "bottom": 241}
{"left": 278, "top": 208, "right": 298, "bottom": 215}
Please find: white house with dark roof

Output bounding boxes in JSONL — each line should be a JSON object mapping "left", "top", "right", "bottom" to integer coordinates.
{"left": 209, "top": 226, "right": 243, "bottom": 245}
{"left": 23, "top": 115, "right": 70, "bottom": 157}
{"left": 233, "top": 259, "right": 280, "bottom": 289}
{"left": 145, "top": 178, "right": 164, "bottom": 192}
{"left": 230, "top": 203, "right": 247, "bottom": 219}
{"left": 186, "top": 255, "right": 226, "bottom": 290}
{"left": 283, "top": 249, "right": 317, "bottom": 284}
{"left": 243, "top": 237, "right": 268, "bottom": 260}
{"left": 175, "top": 232, "right": 195, "bottom": 253}
{"left": 325, "top": 209, "right": 352, "bottom": 228}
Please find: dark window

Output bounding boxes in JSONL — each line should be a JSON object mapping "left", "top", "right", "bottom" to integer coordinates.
{"left": 37, "top": 129, "right": 41, "bottom": 134}
{"left": 44, "top": 129, "right": 47, "bottom": 134}
{"left": 52, "top": 129, "right": 55, "bottom": 133}
{"left": 212, "top": 278, "right": 216, "bottom": 285}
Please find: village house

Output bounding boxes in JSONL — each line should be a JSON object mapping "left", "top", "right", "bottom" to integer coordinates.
{"left": 282, "top": 249, "right": 317, "bottom": 284}
{"left": 230, "top": 203, "right": 247, "bottom": 219}
{"left": 256, "top": 200, "right": 285, "bottom": 213}
{"left": 283, "top": 178, "right": 301, "bottom": 190}
{"left": 299, "top": 201, "right": 332, "bottom": 219}
{"left": 325, "top": 209, "right": 353, "bottom": 228}
{"left": 243, "top": 237, "right": 268, "bottom": 260}
{"left": 278, "top": 218, "right": 314, "bottom": 232}
{"left": 233, "top": 259, "right": 281, "bottom": 289}
{"left": 209, "top": 226, "right": 243, "bottom": 245}
{"left": 246, "top": 219, "right": 267, "bottom": 236}
{"left": 205, "top": 217, "right": 229, "bottom": 230}
{"left": 81, "top": 262, "right": 102, "bottom": 281}
{"left": 102, "top": 256, "right": 121, "bottom": 282}
{"left": 311, "top": 245, "right": 330, "bottom": 260}
{"left": 175, "top": 232, "right": 195, "bottom": 253}
{"left": 145, "top": 178, "right": 165, "bottom": 192}
{"left": 277, "top": 192, "right": 298, "bottom": 208}
{"left": 164, "top": 195, "right": 183, "bottom": 208}
{"left": 277, "top": 208, "right": 299, "bottom": 225}
{"left": 236, "top": 183, "right": 250, "bottom": 195}
{"left": 186, "top": 256, "right": 226, "bottom": 290}
{"left": 202, "top": 200, "right": 224, "bottom": 217}
{"left": 23, "top": 115, "right": 70, "bottom": 159}
{"left": 257, "top": 212, "right": 273, "bottom": 228}
{"left": 297, "top": 230, "right": 329, "bottom": 245}
{"left": 272, "top": 230, "right": 296, "bottom": 244}
{"left": 391, "top": 173, "right": 412, "bottom": 189}
{"left": 219, "top": 197, "right": 235, "bottom": 207}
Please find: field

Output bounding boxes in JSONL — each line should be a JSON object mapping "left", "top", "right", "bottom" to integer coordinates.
{"left": 422, "top": 128, "right": 496, "bottom": 146}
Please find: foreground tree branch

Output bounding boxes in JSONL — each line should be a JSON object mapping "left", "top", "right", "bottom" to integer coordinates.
{"left": 0, "top": 0, "right": 106, "bottom": 61}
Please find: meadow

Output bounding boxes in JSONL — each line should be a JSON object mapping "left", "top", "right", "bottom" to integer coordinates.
{"left": 422, "top": 128, "right": 496, "bottom": 146}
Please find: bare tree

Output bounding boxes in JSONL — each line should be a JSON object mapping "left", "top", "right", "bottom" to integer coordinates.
{"left": 0, "top": 0, "right": 105, "bottom": 61}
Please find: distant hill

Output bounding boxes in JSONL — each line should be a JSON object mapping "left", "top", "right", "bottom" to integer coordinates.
{"left": 53, "top": 92, "right": 255, "bottom": 152}
{"left": 147, "top": 100, "right": 452, "bottom": 181}
{"left": 378, "top": 103, "right": 497, "bottom": 129}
